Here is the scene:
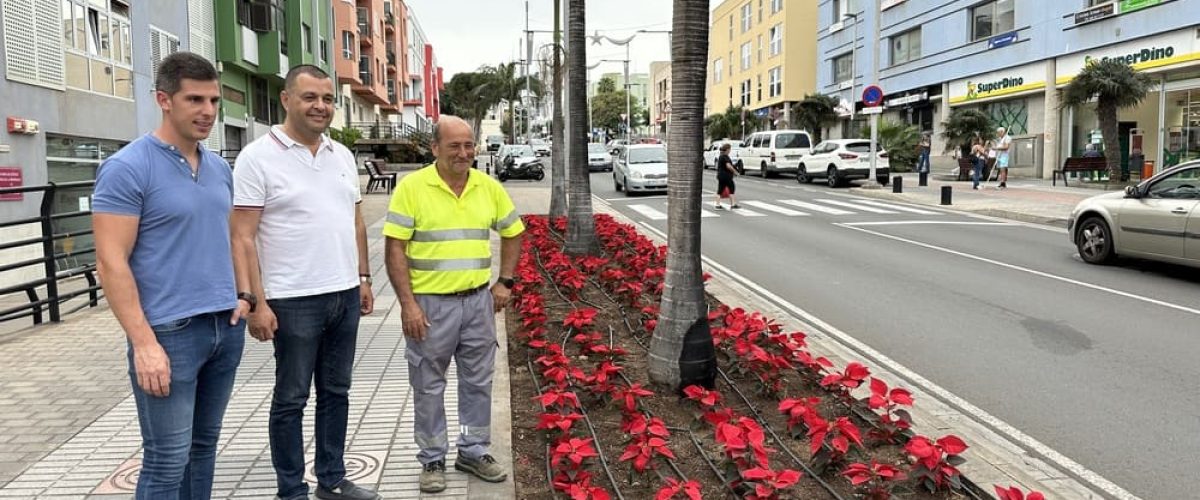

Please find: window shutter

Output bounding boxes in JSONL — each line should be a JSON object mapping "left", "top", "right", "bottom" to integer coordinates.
{"left": 4, "top": 0, "right": 63, "bottom": 88}
{"left": 150, "top": 30, "right": 163, "bottom": 77}
{"left": 34, "top": 0, "right": 65, "bottom": 86}
{"left": 187, "top": 0, "right": 216, "bottom": 61}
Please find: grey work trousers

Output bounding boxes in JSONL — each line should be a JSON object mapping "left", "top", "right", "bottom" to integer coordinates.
{"left": 406, "top": 288, "right": 496, "bottom": 465}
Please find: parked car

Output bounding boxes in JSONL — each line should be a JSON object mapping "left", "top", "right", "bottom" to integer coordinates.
{"left": 613, "top": 144, "right": 668, "bottom": 195}
{"left": 498, "top": 145, "right": 539, "bottom": 172}
{"left": 740, "top": 130, "right": 814, "bottom": 177}
{"left": 636, "top": 137, "right": 662, "bottom": 144}
{"left": 1068, "top": 161, "right": 1200, "bottom": 268}
{"left": 530, "top": 138, "right": 551, "bottom": 157}
{"left": 704, "top": 139, "right": 746, "bottom": 171}
{"left": 486, "top": 135, "right": 505, "bottom": 152}
{"left": 796, "top": 139, "right": 891, "bottom": 187}
{"left": 588, "top": 143, "right": 612, "bottom": 172}
{"left": 606, "top": 139, "right": 628, "bottom": 152}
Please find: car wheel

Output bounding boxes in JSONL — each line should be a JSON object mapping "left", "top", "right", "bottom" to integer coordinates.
{"left": 614, "top": 173, "right": 623, "bottom": 192}
{"left": 760, "top": 162, "right": 770, "bottom": 178}
{"left": 796, "top": 165, "right": 811, "bottom": 184}
{"left": 534, "top": 171, "right": 545, "bottom": 181}
{"left": 499, "top": 171, "right": 509, "bottom": 182}
{"left": 736, "top": 161, "right": 745, "bottom": 175}
{"left": 1076, "top": 217, "right": 1116, "bottom": 265}
{"left": 827, "top": 166, "right": 840, "bottom": 188}
{"left": 877, "top": 176, "right": 889, "bottom": 186}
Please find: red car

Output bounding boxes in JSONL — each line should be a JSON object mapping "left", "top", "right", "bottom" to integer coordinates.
{"left": 636, "top": 138, "right": 662, "bottom": 145}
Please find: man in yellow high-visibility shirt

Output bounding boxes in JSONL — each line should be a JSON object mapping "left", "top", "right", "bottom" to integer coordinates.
{"left": 383, "top": 115, "right": 524, "bottom": 493}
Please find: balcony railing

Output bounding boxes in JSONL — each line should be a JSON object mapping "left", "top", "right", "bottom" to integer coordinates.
{"left": 356, "top": 7, "right": 372, "bottom": 38}
{"left": 350, "top": 121, "right": 419, "bottom": 140}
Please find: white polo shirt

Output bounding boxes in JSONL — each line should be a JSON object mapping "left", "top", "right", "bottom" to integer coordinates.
{"left": 233, "top": 125, "right": 362, "bottom": 300}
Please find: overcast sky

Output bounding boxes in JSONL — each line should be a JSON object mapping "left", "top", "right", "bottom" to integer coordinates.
{"left": 403, "top": 0, "right": 724, "bottom": 79}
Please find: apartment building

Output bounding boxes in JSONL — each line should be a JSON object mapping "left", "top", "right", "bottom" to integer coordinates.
{"left": 650, "top": 61, "right": 671, "bottom": 136}
{"left": 816, "top": 0, "right": 1200, "bottom": 177}
{"left": 331, "top": 0, "right": 410, "bottom": 132}
{"left": 707, "top": 0, "right": 819, "bottom": 128}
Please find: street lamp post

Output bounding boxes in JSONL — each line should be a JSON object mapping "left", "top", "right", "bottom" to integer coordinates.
{"left": 588, "top": 30, "right": 671, "bottom": 144}
{"left": 868, "top": 0, "right": 881, "bottom": 186}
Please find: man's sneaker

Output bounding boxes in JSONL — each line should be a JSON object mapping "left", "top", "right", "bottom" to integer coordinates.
{"left": 730, "top": 204, "right": 741, "bottom": 209}
{"left": 315, "top": 479, "right": 381, "bottom": 500}
{"left": 714, "top": 204, "right": 725, "bottom": 210}
{"left": 418, "top": 460, "right": 447, "bottom": 493}
{"left": 455, "top": 454, "right": 508, "bottom": 483}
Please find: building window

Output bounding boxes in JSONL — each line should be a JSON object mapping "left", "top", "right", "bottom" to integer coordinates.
{"left": 252, "top": 76, "right": 270, "bottom": 123}
{"left": 771, "top": 0, "right": 783, "bottom": 14}
{"left": 342, "top": 31, "right": 354, "bottom": 59}
{"left": 757, "top": 35, "right": 763, "bottom": 63}
{"left": 971, "top": 0, "right": 1014, "bottom": 41}
{"left": 740, "top": 42, "right": 751, "bottom": 70}
{"left": 728, "top": 15, "right": 733, "bottom": 40}
{"left": 713, "top": 58, "right": 723, "bottom": 83}
{"left": 833, "top": 53, "right": 853, "bottom": 84}
{"left": 757, "top": 75, "right": 762, "bottom": 102}
{"left": 891, "top": 28, "right": 920, "bottom": 65}
{"left": 301, "top": 24, "right": 311, "bottom": 54}
{"left": 758, "top": 0, "right": 763, "bottom": 22}
{"left": 768, "top": 67, "right": 781, "bottom": 97}
{"left": 320, "top": 38, "right": 328, "bottom": 64}
{"left": 729, "top": 52, "right": 733, "bottom": 75}
{"left": 768, "top": 24, "right": 782, "bottom": 56}
{"left": 741, "top": 79, "right": 751, "bottom": 106}
{"left": 62, "top": 0, "right": 134, "bottom": 98}
{"left": 741, "top": 3, "right": 752, "bottom": 32}
{"left": 833, "top": 0, "right": 856, "bottom": 24}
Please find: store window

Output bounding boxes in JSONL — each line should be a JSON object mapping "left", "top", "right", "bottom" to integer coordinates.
{"left": 891, "top": 28, "right": 921, "bottom": 65}
{"left": 971, "top": 0, "right": 1015, "bottom": 41}
{"left": 62, "top": 0, "right": 133, "bottom": 99}
{"left": 833, "top": 53, "right": 853, "bottom": 84}
{"left": 1165, "top": 88, "right": 1200, "bottom": 166}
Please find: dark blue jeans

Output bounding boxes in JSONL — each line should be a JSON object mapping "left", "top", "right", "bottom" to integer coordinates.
{"left": 972, "top": 157, "right": 985, "bottom": 188}
{"left": 129, "top": 310, "right": 245, "bottom": 500}
{"left": 268, "top": 287, "right": 361, "bottom": 498}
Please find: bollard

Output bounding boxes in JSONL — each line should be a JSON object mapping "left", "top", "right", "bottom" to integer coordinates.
{"left": 919, "top": 171, "right": 928, "bottom": 186}
{"left": 940, "top": 185, "right": 952, "bottom": 205}
{"left": 892, "top": 176, "right": 902, "bottom": 193}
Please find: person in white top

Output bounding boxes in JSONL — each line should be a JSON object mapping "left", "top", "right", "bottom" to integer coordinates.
{"left": 992, "top": 127, "right": 1012, "bottom": 189}
{"left": 230, "top": 65, "right": 380, "bottom": 500}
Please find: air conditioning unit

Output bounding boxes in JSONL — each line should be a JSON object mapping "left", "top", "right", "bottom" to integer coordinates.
{"left": 249, "top": 2, "right": 273, "bottom": 32}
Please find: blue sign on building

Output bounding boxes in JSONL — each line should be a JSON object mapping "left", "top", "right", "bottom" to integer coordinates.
{"left": 988, "top": 31, "right": 1018, "bottom": 50}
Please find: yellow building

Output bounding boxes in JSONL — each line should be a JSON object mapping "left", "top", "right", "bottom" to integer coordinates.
{"left": 707, "top": 0, "right": 818, "bottom": 129}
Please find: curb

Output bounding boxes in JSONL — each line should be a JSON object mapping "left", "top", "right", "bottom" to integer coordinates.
{"left": 588, "top": 194, "right": 1119, "bottom": 500}
{"left": 846, "top": 188, "right": 1070, "bottom": 228}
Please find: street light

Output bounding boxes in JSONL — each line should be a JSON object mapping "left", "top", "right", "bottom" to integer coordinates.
{"left": 587, "top": 30, "right": 671, "bottom": 144}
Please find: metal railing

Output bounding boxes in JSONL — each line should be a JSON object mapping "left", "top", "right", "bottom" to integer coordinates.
{"left": 350, "top": 121, "right": 420, "bottom": 140}
{"left": 0, "top": 181, "right": 102, "bottom": 327}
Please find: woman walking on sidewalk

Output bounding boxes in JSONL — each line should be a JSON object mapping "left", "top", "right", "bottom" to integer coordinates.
{"left": 714, "top": 143, "right": 741, "bottom": 210}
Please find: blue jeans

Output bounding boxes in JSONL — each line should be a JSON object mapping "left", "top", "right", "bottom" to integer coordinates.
{"left": 972, "top": 157, "right": 985, "bottom": 188}
{"left": 268, "top": 287, "right": 361, "bottom": 498}
{"left": 129, "top": 310, "right": 245, "bottom": 500}
{"left": 917, "top": 148, "right": 931, "bottom": 173}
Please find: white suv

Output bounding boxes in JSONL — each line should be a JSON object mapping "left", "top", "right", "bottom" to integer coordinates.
{"left": 613, "top": 144, "right": 668, "bottom": 195}
{"left": 703, "top": 139, "right": 745, "bottom": 171}
{"left": 797, "top": 139, "right": 891, "bottom": 187}
{"left": 740, "top": 130, "right": 813, "bottom": 178}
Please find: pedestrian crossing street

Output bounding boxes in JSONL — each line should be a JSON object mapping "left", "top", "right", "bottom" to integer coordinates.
{"left": 625, "top": 197, "right": 942, "bottom": 221}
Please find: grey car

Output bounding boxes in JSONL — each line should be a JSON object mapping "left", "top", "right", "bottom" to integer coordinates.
{"left": 1068, "top": 160, "right": 1200, "bottom": 268}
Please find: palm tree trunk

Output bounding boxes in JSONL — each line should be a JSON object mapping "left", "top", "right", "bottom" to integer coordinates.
{"left": 549, "top": 0, "right": 567, "bottom": 219}
{"left": 649, "top": 0, "right": 716, "bottom": 392}
{"left": 565, "top": 0, "right": 597, "bottom": 255}
{"left": 1098, "top": 100, "right": 1121, "bottom": 181}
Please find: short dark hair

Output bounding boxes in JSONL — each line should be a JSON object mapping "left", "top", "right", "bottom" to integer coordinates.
{"left": 284, "top": 64, "right": 331, "bottom": 91}
{"left": 155, "top": 52, "right": 218, "bottom": 95}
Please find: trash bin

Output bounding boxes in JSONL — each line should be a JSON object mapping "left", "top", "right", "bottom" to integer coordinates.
{"left": 1142, "top": 160, "right": 1154, "bottom": 180}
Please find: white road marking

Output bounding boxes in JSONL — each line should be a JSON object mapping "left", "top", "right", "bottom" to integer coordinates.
{"left": 841, "top": 221, "right": 1017, "bottom": 227}
{"left": 729, "top": 207, "right": 766, "bottom": 217}
{"left": 847, "top": 198, "right": 944, "bottom": 215}
{"left": 605, "top": 195, "right": 668, "bottom": 201}
{"left": 837, "top": 223, "right": 1200, "bottom": 317}
{"left": 777, "top": 199, "right": 854, "bottom": 215}
{"left": 633, "top": 220, "right": 1139, "bottom": 500}
{"left": 815, "top": 198, "right": 899, "bottom": 214}
{"left": 743, "top": 200, "right": 809, "bottom": 216}
{"left": 628, "top": 204, "right": 668, "bottom": 220}
{"left": 700, "top": 209, "right": 720, "bottom": 218}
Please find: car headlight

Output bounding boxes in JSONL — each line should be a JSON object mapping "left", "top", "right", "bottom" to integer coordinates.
{"left": 630, "top": 170, "right": 644, "bottom": 179}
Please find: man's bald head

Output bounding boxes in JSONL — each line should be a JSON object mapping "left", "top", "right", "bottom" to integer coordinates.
{"left": 433, "top": 116, "right": 472, "bottom": 144}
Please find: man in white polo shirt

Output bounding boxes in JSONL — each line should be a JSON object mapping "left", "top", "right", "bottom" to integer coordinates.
{"left": 230, "top": 65, "right": 379, "bottom": 500}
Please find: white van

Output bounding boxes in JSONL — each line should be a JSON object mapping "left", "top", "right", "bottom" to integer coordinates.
{"left": 740, "top": 130, "right": 814, "bottom": 177}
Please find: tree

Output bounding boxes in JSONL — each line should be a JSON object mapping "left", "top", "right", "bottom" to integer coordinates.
{"left": 549, "top": 0, "right": 567, "bottom": 219}
{"left": 565, "top": 0, "right": 597, "bottom": 255}
{"left": 440, "top": 71, "right": 494, "bottom": 145}
{"left": 1062, "top": 58, "right": 1154, "bottom": 179}
{"left": 649, "top": 0, "right": 716, "bottom": 393}
{"left": 500, "top": 108, "right": 530, "bottom": 139}
{"left": 590, "top": 91, "right": 642, "bottom": 137}
{"left": 704, "top": 105, "right": 745, "bottom": 141}
{"left": 482, "top": 62, "right": 544, "bottom": 144}
{"left": 328, "top": 127, "right": 362, "bottom": 151}
{"left": 597, "top": 76, "right": 617, "bottom": 94}
{"left": 940, "top": 108, "right": 993, "bottom": 157}
{"left": 793, "top": 94, "right": 840, "bottom": 144}
{"left": 861, "top": 121, "right": 919, "bottom": 172}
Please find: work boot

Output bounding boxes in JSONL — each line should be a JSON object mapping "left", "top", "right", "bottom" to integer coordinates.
{"left": 419, "top": 460, "right": 447, "bottom": 493}
{"left": 315, "top": 479, "right": 381, "bottom": 500}
{"left": 455, "top": 453, "right": 508, "bottom": 483}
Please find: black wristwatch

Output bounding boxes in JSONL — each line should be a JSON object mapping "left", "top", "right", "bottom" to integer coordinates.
{"left": 497, "top": 277, "right": 516, "bottom": 289}
{"left": 237, "top": 292, "right": 258, "bottom": 313}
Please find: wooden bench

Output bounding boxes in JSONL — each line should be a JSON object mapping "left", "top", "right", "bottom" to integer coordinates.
{"left": 956, "top": 157, "right": 994, "bottom": 182}
{"left": 364, "top": 159, "right": 397, "bottom": 193}
{"left": 1052, "top": 156, "right": 1107, "bottom": 186}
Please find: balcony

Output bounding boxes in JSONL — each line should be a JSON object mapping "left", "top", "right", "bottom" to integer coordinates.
{"left": 356, "top": 7, "right": 372, "bottom": 41}
{"left": 384, "top": 2, "right": 396, "bottom": 31}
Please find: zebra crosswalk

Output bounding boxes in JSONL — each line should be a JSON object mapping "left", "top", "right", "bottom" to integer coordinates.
{"left": 625, "top": 198, "right": 944, "bottom": 222}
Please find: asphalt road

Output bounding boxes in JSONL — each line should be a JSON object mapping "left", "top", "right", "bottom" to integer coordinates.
{"left": 589, "top": 170, "right": 1200, "bottom": 500}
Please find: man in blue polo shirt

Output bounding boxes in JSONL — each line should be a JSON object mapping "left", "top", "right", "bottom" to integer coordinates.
{"left": 93, "top": 52, "right": 252, "bottom": 499}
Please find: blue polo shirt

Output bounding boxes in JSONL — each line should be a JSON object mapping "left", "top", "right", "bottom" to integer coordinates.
{"left": 92, "top": 134, "right": 238, "bottom": 326}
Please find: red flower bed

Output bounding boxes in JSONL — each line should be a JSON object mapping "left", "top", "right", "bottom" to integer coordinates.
{"left": 506, "top": 214, "right": 1034, "bottom": 499}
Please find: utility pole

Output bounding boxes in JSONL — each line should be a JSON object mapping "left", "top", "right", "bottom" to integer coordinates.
{"left": 524, "top": 0, "right": 532, "bottom": 142}
{"left": 624, "top": 53, "right": 631, "bottom": 144}
{"left": 867, "top": 0, "right": 881, "bottom": 186}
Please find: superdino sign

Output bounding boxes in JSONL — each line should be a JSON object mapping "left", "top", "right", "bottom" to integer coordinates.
{"left": 965, "top": 76, "right": 1025, "bottom": 101}
{"left": 1084, "top": 45, "right": 1176, "bottom": 67}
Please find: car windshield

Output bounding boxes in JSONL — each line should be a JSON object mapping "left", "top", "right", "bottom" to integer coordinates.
{"left": 487, "top": 135, "right": 504, "bottom": 143}
{"left": 628, "top": 148, "right": 667, "bottom": 164}
{"left": 776, "top": 133, "right": 810, "bottom": 149}
{"left": 531, "top": 139, "right": 546, "bottom": 146}
{"left": 509, "top": 146, "right": 535, "bottom": 157}
{"left": 588, "top": 144, "right": 607, "bottom": 154}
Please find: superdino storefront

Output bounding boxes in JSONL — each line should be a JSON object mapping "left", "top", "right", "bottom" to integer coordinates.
{"left": 948, "top": 62, "right": 1049, "bottom": 175}
{"left": 1057, "top": 28, "right": 1200, "bottom": 174}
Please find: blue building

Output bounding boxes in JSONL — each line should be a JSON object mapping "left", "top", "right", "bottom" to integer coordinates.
{"left": 815, "top": 0, "right": 1200, "bottom": 177}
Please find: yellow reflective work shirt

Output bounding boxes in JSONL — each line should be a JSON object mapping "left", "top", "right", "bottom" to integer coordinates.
{"left": 382, "top": 165, "right": 525, "bottom": 294}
